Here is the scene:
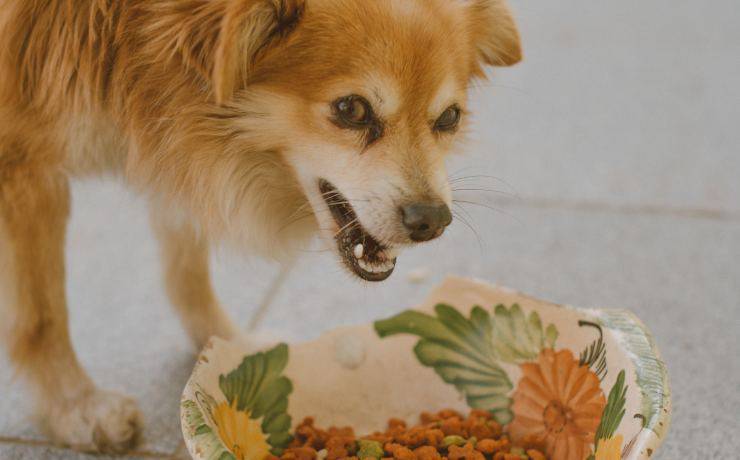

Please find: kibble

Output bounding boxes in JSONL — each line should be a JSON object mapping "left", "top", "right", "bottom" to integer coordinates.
{"left": 277, "top": 410, "right": 547, "bottom": 460}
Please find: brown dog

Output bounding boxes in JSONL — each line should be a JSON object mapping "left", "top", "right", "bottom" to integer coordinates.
{"left": 0, "top": 0, "right": 521, "bottom": 453}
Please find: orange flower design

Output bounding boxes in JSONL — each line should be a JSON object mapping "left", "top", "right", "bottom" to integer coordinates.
{"left": 509, "top": 349, "right": 606, "bottom": 460}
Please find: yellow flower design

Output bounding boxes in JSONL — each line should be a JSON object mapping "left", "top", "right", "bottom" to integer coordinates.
{"left": 212, "top": 401, "right": 271, "bottom": 460}
{"left": 595, "top": 435, "right": 623, "bottom": 460}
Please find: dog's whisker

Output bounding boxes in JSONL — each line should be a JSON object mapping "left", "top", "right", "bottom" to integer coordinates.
{"left": 285, "top": 201, "right": 314, "bottom": 218}
{"left": 334, "top": 218, "right": 359, "bottom": 237}
{"left": 449, "top": 174, "right": 516, "bottom": 187}
{"left": 451, "top": 207, "right": 484, "bottom": 250}
{"left": 448, "top": 166, "right": 477, "bottom": 180}
{"left": 280, "top": 196, "right": 367, "bottom": 234}
{"left": 452, "top": 200, "right": 475, "bottom": 223}
{"left": 452, "top": 187, "right": 520, "bottom": 199}
{"left": 320, "top": 192, "right": 370, "bottom": 204}
{"left": 452, "top": 199, "right": 501, "bottom": 211}
{"left": 453, "top": 199, "right": 523, "bottom": 226}
{"left": 449, "top": 175, "right": 520, "bottom": 198}
{"left": 277, "top": 208, "right": 333, "bottom": 234}
{"left": 296, "top": 247, "right": 333, "bottom": 254}
{"left": 325, "top": 201, "right": 357, "bottom": 207}
{"left": 288, "top": 198, "right": 359, "bottom": 223}
{"left": 449, "top": 172, "right": 503, "bottom": 181}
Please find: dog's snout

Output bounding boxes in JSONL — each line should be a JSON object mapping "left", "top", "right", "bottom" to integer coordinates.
{"left": 401, "top": 202, "right": 452, "bottom": 242}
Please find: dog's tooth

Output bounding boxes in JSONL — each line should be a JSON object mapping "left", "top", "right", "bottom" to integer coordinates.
{"left": 353, "top": 244, "right": 364, "bottom": 259}
{"left": 366, "top": 262, "right": 381, "bottom": 273}
{"left": 373, "top": 260, "right": 394, "bottom": 273}
{"left": 356, "top": 252, "right": 396, "bottom": 274}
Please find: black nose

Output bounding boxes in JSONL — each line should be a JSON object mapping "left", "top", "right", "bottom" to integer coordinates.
{"left": 401, "top": 202, "right": 453, "bottom": 242}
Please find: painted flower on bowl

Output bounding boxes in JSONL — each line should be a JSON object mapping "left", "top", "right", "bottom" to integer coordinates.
{"left": 212, "top": 401, "right": 271, "bottom": 460}
{"left": 508, "top": 348, "right": 606, "bottom": 460}
{"left": 594, "top": 434, "right": 624, "bottom": 460}
{"left": 181, "top": 344, "right": 295, "bottom": 460}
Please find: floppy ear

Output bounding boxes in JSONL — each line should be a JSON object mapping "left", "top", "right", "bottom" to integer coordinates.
{"left": 166, "top": 0, "right": 304, "bottom": 103}
{"left": 467, "top": 0, "right": 522, "bottom": 67}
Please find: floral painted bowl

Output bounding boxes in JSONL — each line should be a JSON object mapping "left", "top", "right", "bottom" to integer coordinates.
{"left": 181, "top": 276, "right": 671, "bottom": 460}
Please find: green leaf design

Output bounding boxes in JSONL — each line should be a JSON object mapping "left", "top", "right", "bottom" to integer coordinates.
{"left": 218, "top": 343, "right": 293, "bottom": 454}
{"left": 375, "top": 303, "right": 560, "bottom": 424}
{"left": 594, "top": 310, "right": 670, "bottom": 437}
{"left": 595, "top": 370, "right": 628, "bottom": 444}
{"left": 490, "top": 304, "right": 558, "bottom": 363}
{"left": 578, "top": 321, "right": 608, "bottom": 381}
{"left": 374, "top": 305, "right": 494, "bottom": 422}
{"left": 182, "top": 399, "right": 236, "bottom": 460}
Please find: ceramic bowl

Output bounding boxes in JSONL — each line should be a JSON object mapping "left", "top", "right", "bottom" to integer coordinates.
{"left": 181, "top": 276, "right": 670, "bottom": 460}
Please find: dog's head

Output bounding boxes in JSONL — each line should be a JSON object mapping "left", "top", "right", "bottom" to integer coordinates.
{"left": 155, "top": 0, "right": 520, "bottom": 280}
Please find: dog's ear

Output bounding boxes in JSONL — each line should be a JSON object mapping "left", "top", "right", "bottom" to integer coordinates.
{"left": 466, "top": 0, "right": 522, "bottom": 68}
{"left": 211, "top": 0, "right": 304, "bottom": 103}
{"left": 171, "top": 0, "right": 304, "bottom": 104}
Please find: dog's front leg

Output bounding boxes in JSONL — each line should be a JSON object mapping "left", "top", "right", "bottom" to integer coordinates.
{"left": 150, "top": 208, "right": 238, "bottom": 349}
{"left": 0, "top": 157, "right": 140, "bottom": 453}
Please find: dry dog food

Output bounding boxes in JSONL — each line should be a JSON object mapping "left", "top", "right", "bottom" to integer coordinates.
{"left": 271, "top": 409, "right": 547, "bottom": 460}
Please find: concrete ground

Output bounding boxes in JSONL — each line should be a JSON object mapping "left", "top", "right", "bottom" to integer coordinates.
{"left": 1, "top": 1, "right": 738, "bottom": 458}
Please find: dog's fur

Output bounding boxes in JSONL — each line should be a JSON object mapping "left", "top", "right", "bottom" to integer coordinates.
{"left": 0, "top": 0, "right": 520, "bottom": 453}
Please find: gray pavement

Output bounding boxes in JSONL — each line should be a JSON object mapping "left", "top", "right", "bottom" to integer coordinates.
{"left": 1, "top": 1, "right": 739, "bottom": 458}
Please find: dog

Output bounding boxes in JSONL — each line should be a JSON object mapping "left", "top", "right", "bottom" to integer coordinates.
{"left": 0, "top": 0, "right": 521, "bottom": 453}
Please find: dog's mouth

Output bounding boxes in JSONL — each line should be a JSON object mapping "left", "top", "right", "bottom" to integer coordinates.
{"left": 319, "top": 179, "right": 397, "bottom": 282}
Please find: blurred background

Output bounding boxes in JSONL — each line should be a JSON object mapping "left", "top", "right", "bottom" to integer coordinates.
{"left": 1, "top": 1, "right": 738, "bottom": 458}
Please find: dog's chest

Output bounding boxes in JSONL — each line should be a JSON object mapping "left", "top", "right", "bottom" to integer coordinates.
{"left": 63, "top": 115, "right": 128, "bottom": 176}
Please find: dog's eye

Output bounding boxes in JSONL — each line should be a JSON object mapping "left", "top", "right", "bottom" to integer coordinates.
{"left": 434, "top": 105, "right": 462, "bottom": 132}
{"left": 333, "top": 96, "right": 374, "bottom": 127}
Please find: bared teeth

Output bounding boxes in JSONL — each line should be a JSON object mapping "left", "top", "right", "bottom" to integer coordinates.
{"left": 353, "top": 244, "right": 364, "bottom": 259}
{"left": 357, "top": 256, "right": 395, "bottom": 274}
{"left": 357, "top": 258, "right": 369, "bottom": 271}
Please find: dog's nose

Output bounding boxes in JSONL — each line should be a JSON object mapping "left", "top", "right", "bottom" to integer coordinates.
{"left": 401, "top": 202, "right": 452, "bottom": 242}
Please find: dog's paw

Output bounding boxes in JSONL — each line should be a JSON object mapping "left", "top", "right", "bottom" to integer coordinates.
{"left": 45, "top": 389, "right": 141, "bottom": 454}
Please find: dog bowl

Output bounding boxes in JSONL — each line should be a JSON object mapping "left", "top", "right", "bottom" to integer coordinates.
{"left": 181, "top": 276, "right": 670, "bottom": 460}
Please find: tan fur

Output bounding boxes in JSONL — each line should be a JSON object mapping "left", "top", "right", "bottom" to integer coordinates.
{"left": 151, "top": 206, "right": 239, "bottom": 347}
{"left": 0, "top": 0, "right": 520, "bottom": 452}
